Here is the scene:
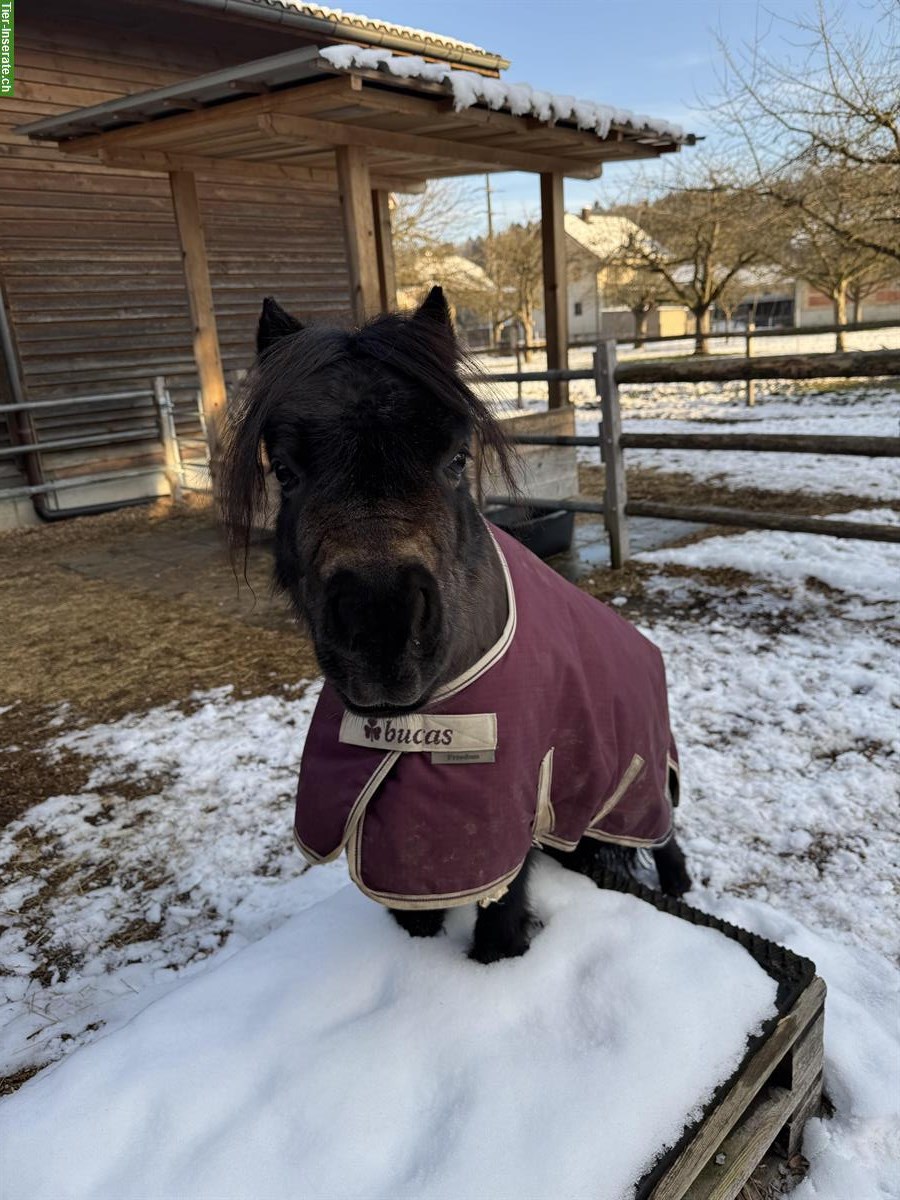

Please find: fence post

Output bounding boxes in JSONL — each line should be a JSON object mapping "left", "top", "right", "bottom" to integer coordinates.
{"left": 595, "top": 338, "right": 630, "bottom": 568}
{"left": 153, "top": 376, "right": 184, "bottom": 501}
{"left": 745, "top": 321, "right": 755, "bottom": 407}
{"left": 515, "top": 337, "right": 524, "bottom": 409}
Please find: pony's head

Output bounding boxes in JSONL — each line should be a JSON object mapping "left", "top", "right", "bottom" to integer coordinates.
{"left": 220, "top": 287, "right": 516, "bottom": 714}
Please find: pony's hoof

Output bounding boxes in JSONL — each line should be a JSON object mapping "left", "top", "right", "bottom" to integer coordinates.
{"left": 390, "top": 908, "right": 445, "bottom": 938}
{"left": 659, "top": 862, "right": 693, "bottom": 898}
{"left": 468, "top": 935, "right": 531, "bottom": 965}
{"left": 468, "top": 914, "right": 539, "bottom": 964}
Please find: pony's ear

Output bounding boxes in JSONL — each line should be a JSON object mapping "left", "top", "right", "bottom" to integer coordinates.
{"left": 412, "top": 286, "right": 453, "bottom": 334}
{"left": 257, "top": 296, "right": 303, "bottom": 355}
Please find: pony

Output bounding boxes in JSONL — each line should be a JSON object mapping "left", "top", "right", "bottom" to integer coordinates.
{"left": 220, "top": 287, "right": 691, "bottom": 964}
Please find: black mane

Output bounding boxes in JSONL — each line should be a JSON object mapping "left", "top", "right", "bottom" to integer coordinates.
{"left": 219, "top": 307, "right": 517, "bottom": 560}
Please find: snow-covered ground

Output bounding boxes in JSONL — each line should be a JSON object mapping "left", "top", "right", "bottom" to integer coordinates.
{"left": 477, "top": 348, "right": 899, "bottom": 501}
{"left": 2, "top": 513, "right": 898, "bottom": 1197}
{"left": 2, "top": 362, "right": 898, "bottom": 1198}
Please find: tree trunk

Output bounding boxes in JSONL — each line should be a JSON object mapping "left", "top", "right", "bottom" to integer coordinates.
{"left": 851, "top": 292, "right": 862, "bottom": 324}
{"left": 633, "top": 306, "right": 649, "bottom": 347}
{"left": 693, "top": 307, "right": 711, "bottom": 355}
{"left": 521, "top": 311, "right": 535, "bottom": 363}
{"left": 833, "top": 284, "right": 848, "bottom": 352}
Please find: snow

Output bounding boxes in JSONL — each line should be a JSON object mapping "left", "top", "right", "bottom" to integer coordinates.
{"left": 572, "top": 385, "right": 900, "bottom": 501}
{"left": 476, "top": 343, "right": 899, "bottom": 501}
{"left": 0, "top": 861, "right": 778, "bottom": 1200}
{"left": 0, "top": 683, "right": 334, "bottom": 1077}
{"left": 319, "top": 45, "right": 685, "bottom": 140}
{"left": 641, "top": 508, "right": 900, "bottom": 604}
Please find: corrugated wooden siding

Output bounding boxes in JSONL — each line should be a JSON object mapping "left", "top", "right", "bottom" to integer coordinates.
{"left": 0, "top": 8, "right": 351, "bottom": 509}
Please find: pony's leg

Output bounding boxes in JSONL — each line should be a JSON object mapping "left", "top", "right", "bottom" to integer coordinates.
{"left": 389, "top": 908, "right": 446, "bottom": 938}
{"left": 653, "top": 835, "right": 692, "bottom": 897}
{"left": 470, "top": 852, "right": 536, "bottom": 964}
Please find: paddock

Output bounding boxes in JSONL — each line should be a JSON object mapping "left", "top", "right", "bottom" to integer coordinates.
{"left": 2, "top": 13, "right": 898, "bottom": 1198}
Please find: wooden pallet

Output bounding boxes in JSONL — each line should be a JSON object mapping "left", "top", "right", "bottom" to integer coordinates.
{"left": 649, "top": 975, "right": 826, "bottom": 1200}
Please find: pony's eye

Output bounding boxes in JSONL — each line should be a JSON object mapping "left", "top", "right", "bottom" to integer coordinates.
{"left": 448, "top": 448, "right": 470, "bottom": 476}
{"left": 271, "top": 460, "right": 296, "bottom": 489}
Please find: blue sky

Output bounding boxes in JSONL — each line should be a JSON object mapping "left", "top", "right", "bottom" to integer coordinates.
{"left": 366, "top": 0, "right": 878, "bottom": 237}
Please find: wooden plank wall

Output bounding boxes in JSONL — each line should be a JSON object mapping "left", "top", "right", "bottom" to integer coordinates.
{"left": 0, "top": 7, "right": 351, "bottom": 508}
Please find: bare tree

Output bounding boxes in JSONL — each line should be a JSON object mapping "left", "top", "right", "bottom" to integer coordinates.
{"left": 391, "top": 180, "right": 480, "bottom": 294}
{"left": 617, "top": 169, "right": 771, "bottom": 353}
{"left": 767, "top": 168, "right": 892, "bottom": 348}
{"left": 602, "top": 258, "right": 672, "bottom": 345}
{"left": 848, "top": 256, "right": 896, "bottom": 323}
{"left": 472, "top": 222, "right": 543, "bottom": 357}
{"left": 713, "top": 1, "right": 900, "bottom": 264}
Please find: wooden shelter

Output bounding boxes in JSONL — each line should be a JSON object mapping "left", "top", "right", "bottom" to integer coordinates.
{"left": 2, "top": 1, "right": 692, "bottom": 525}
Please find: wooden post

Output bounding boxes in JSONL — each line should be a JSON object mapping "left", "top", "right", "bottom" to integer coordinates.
{"left": 540, "top": 172, "right": 569, "bottom": 408}
{"left": 595, "top": 338, "right": 630, "bottom": 568}
{"left": 153, "top": 375, "right": 184, "bottom": 501}
{"left": 371, "top": 188, "right": 396, "bottom": 312}
{"left": 336, "top": 146, "right": 380, "bottom": 324}
{"left": 745, "top": 321, "right": 756, "bottom": 406}
{"left": 515, "top": 337, "right": 524, "bottom": 408}
{"left": 168, "top": 171, "right": 226, "bottom": 454}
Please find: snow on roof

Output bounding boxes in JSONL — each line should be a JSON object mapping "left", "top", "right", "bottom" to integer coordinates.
{"left": 412, "top": 252, "right": 494, "bottom": 290}
{"left": 320, "top": 45, "right": 687, "bottom": 141}
{"left": 397, "top": 254, "right": 494, "bottom": 312}
{"left": 564, "top": 211, "right": 648, "bottom": 261}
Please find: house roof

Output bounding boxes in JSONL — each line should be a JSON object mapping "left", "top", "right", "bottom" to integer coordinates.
{"left": 210, "top": 1, "right": 507, "bottom": 67}
{"left": 408, "top": 253, "right": 494, "bottom": 291}
{"left": 17, "top": 44, "right": 693, "bottom": 188}
{"left": 563, "top": 211, "right": 648, "bottom": 262}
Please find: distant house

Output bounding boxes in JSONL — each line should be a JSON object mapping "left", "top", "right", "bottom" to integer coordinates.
{"left": 795, "top": 279, "right": 900, "bottom": 327}
{"left": 722, "top": 269, "right": 900, "bottom": 330}
{"left": 397, "top": 253, "right": 495, "bottom": 345}
{"left": 534, "top": 208, "right": 691, "bottom": 343}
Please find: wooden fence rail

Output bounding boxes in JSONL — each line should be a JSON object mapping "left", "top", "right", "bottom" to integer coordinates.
{"left": 473, "top": 348, "right": 900, "bottom": 387}
{"left": 475, "top": 316, "right": 900, "bottom": 357}
{"left": 509, "top": 432, "right": 900, "bottom": 457}
{"left": 482, "top": 338, "right": 899, "bottom": 567}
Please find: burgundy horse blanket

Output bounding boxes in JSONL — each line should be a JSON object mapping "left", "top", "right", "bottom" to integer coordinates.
{"left": 294, "top": 524, "right": 679, "bottom": 910}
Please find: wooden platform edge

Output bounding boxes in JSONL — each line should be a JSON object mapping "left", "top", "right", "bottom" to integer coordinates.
{"left": 649, "top": 975, "right": 826, "bottom": 1200}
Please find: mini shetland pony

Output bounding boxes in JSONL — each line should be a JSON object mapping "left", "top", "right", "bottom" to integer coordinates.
{"left": 220, "top": 288, "right": 691, "bottom": 964}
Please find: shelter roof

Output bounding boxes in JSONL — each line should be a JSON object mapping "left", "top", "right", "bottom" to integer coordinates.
{"left": 17, "top": 44, "right": 694, "bottom": 188}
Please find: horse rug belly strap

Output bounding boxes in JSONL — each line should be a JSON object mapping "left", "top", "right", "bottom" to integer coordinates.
{"left": 294, "top": 525, "right": 677, "bottom": 910}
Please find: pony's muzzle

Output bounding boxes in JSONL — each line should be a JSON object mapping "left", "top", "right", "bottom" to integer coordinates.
{"left": 321, "top": 562, "right": 443, "bottom": 708}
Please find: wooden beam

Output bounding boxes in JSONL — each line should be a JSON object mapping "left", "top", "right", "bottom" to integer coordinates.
{"left": 540, "top": 172, "right": 569, "bottom": 408}
{"left": 96, "top": 147, "right": 422, "bottom": 193}
{"left": 57, "top": 76, "right": 366, "bottom": 157}
{"left": 101, "top": 149, "right": 336, "bottom": 189}
{"left": 261, "top": 112, "right": 602, "bottom": 179}
{"left": 372, "top": 189, "right": 397, "bottom": 312}
{"left": 168, "top": 170, "right": 227, "bottom": 449}
{"left": 336, "top": 147, "right": 380, "bottom": 324}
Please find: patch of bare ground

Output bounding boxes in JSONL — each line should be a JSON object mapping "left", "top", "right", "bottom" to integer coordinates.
{"left": 579, "top": 462, "right": 899, "bottom": 526}
{"left": 0, "top": 498, "right": 320, "bottom": 826}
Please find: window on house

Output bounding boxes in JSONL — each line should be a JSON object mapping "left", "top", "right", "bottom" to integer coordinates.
{"left": 574, "top": 301, "right": 583, "bottom": 316}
